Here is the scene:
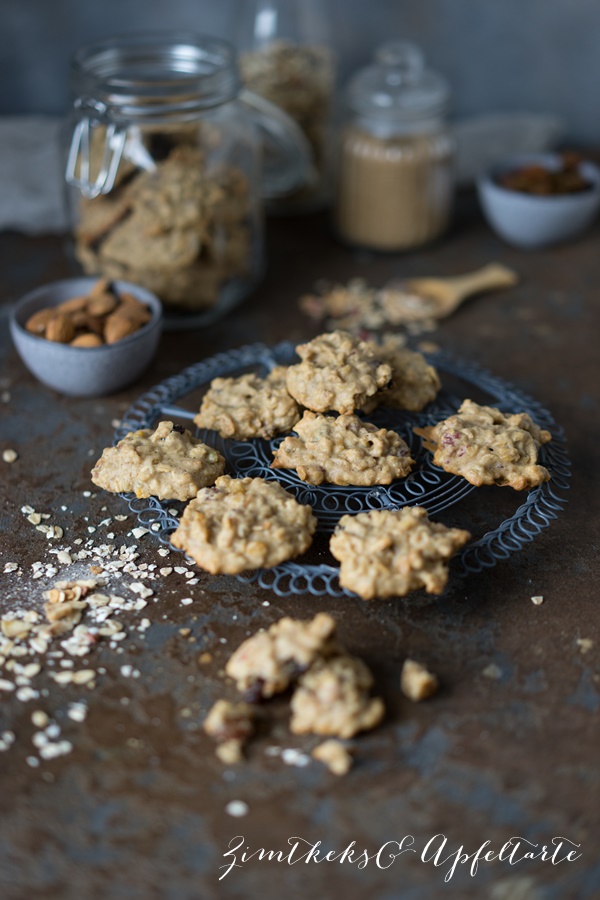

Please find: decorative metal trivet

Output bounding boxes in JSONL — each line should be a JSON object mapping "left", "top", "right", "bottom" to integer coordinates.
{"left": 115, "top": 341, "right": 570, "bottom": 597}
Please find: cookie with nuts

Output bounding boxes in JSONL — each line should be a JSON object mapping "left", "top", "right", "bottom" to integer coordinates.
{"left": 271, "top": 411, "right": 414, "bottom": 486}
{"left": 414, "top": 399, "right": 552, "bottom": 490}
{"left": 330, "top": 507, "right": 471, "bottom": 599}
{"left": 195, "top": 367, "right": 300, "bottom": 441}
{"left": 170, "top": 475, "right": 317, "bottom": 574}
{"left": 91, "top": 420, "right": 225, "bottom": 501}
{"left": 285, "top": 330, "right": 392, "bottom": 415}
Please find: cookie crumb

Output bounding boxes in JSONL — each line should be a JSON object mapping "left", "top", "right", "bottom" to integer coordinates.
{"left": 400, "top": 659, "right": 440, "bottom": 701}
{"left": 312, "top": 739, "right": 353, "bottom": 776}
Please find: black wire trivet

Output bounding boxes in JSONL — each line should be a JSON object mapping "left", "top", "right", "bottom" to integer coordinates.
{"left": 114, "top": 341, "right": 570, "bottom": 597}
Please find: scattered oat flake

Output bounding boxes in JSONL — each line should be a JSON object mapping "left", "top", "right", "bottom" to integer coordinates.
{"left": 3, "top": 563, "right": 18, "bottom": 573}
{"left": 577, "top": 638, "right": 594, "bottom": 654}
{"left": 482, "top": 664, "right": 503, "bottom": 680}
{"left": 2, "top": 449, "right": 18, "bottom": 463}
{"left": 31, "top": 710, "right": 49, "bottom": 728}
{"left": 181, "top": 598, "right": 193, "bottom": 606}
{"left": 132, "top": 527, "right": 149, "bottom": 539}
{"left": 531, "top": 595, "right": 544, "bottom": 605}
{"left": 225, "top": 800, "right": 249, "bottom": 818}
{"left": 281, "top": 748, "right": 311, "bottom": 768}
{"left": 157, "top": 548, "right": 169, "bottom": 557}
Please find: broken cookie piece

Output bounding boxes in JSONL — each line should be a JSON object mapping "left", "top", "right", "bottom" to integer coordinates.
{"left": 194, "top": 366, "right": 300, "bottom": 440}
{"left": 272, "top": 411, "right": 413, "bottom": 486}
{"left": 286, "top": 330, "right": 392, "bottom": 415}
{"left": 170, "top": 475, "right": 317, "bottom": 574}
{"left": 400, "top": 659, "right": 440, "bottom": 701}
{"left": 290, "top": 655, "right": 384, "bottom": 738}
{"left": 225, "top": 612, "right": 338, "bottom": 699}
{"left": 330, "top": 507, "right": 471, "bottom": 600}
{"left": 203, "top": 699, "right": 255, "bottom": 764}
{"left": 414, "top": 399, "right": 552, "bottom": 490}
{"left": 91, "top": 421, "right": 225, "bottom": 501}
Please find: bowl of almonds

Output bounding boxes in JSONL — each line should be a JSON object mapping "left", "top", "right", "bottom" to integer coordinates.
{"left": 10, "top": 277, "right": 163, "bottom": 397}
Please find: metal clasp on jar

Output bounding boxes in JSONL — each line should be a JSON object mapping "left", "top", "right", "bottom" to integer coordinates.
{"left": 65, "top": 98, "right": 127, "bottom": 199}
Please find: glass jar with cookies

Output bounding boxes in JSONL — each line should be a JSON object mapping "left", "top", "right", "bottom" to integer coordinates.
{"left": 65, "top": 33, "right": 311, "bottom": 327}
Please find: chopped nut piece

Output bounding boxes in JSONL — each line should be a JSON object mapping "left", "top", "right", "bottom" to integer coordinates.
{"left": 312, "top": 739, "right": 353, "bottom": 776}
{"left": 400, "top": 659, "right": 440, "bottom": 701}
{"left": 1, "top": 619, "right": 32, "bottom": 640}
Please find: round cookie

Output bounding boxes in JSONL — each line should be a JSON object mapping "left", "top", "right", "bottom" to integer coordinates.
{"left": 286, "top": 330, "right": 392, "bottom": 415}
{"left": 414, "top": 399, "right": 552, "bottom": 490}
{"left": 272, "top": 411, "right": 413, "bottom": 486}
{"left": 330, "top": 507, "right": 471, "bottom": 600}
{"left": 170, "top": 475, "right": 317, "bottom": 574}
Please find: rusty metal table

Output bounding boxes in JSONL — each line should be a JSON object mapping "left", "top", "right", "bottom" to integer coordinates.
{"left": 0, "top": 203, "right": 598, "bottom": 900}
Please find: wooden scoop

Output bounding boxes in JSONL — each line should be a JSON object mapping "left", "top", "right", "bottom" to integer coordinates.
{"left": 382, "top": 263, "right": 519, "bottom": 323}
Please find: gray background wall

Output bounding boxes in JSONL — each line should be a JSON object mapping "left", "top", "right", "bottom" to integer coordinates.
{"left": 2, "top": 0, "right": 599, "bottom": 143}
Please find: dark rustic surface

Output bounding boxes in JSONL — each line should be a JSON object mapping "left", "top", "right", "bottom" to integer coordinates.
{"left": 0, "top": 203, "right": 598, "bottom": 900}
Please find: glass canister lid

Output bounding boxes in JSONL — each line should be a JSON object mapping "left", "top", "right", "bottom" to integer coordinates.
{"left": 346, "top": 40, "right": 449, "bottom": 124}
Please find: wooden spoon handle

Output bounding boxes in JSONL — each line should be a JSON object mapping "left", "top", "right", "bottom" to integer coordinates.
{"left": 434, "top": 263, "right": 519, "bottom": 303}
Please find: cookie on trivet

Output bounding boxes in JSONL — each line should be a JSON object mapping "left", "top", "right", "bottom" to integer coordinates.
{"left": 272, "top": 411, "right": 413, "bottom": 486}
{"left": 91, "top": 421, "right": 224, "bottom": 501}
{"left": 170, "top": 475, "right": 316, "bottom": 574}
{"left": 364, "top": 346, "right": 441, "bottom": 413}
{"left": 329, "top": 507, "right": 471, "bottom": 600}
{"left": 414, "top": 399, "right": 552, "bottom": 490}
{"left": 194, "top": 367, "right": 300, "bottom": 440}
{"left": 285, "top": 330, "right": 392, "bottom": 415}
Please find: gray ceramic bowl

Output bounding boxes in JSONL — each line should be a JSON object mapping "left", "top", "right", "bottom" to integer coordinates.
{"left": 10, "top": 278, "right": 163, "bottom": 397}
{"left": 477, "top": 154, "right": 600, "bottom": 249}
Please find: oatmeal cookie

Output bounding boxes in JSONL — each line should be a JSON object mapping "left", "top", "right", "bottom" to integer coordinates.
{"left": 290, "top": 655, "right": 385, "bottom": 738}
{"left": 225, "top": 612, "right": 338, "bottom": 699}
{"left": 91, "top": 421, "right": 225, "bottom": 501}
{"left": 195, "top": 367, "right": 300, "bottom": 441}
{"left": 414, "top": 399, "right": 552, "bottom": 490}
{"left": 271, "top": 411, "right": 413, "bottom": 486}
{"left": 286, "top": 331, "right": 392, "bottom": 415}
{"left": 329, "top": 507, "right": 471, "bottom": 600}
{"left": 203, "top": 699, "right": 255, "bottom": 764}
{"left": 170, "top": 475, "right": 317, "bottom": 574}
{"left": 365, "top": 346, "right": 441, "bottom": 413}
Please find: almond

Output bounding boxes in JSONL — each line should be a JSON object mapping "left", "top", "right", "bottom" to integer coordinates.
{"left": 85, "top": 315, "right": 106, "bottom": 335}
{"left": 87, "top": 293, "right": 117, "bottom": 317}
{"left": 116, "top": 296, "right": 152, "bottom": 325}
{"left": 45, "top": 314, "right": 75, "bottom": 343}
{"left": 57, "top": 295, "right": 89, "bottom": 314}
{"left": 71, "top": 333, "right": 103, "bottom": 348}
{"left": 104, "top": 313, "right": 140, "bottom": 344}
{"left": 25, "top": 308, "right": 56, "bottom": 335}
{"left": 89, "top": 278, "right": 113, "bottom": 298}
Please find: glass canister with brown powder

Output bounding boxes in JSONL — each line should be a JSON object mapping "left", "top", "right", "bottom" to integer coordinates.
{"left": 334, "top": 41, "right": 454, "bottom": 252}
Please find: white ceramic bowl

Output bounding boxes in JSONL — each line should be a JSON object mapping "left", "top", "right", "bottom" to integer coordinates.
{"left": 10, "top": 278, "right": 163, "bottom": 397}
{"left": 477, "top": 154, "right": 600, "bottom": 249}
